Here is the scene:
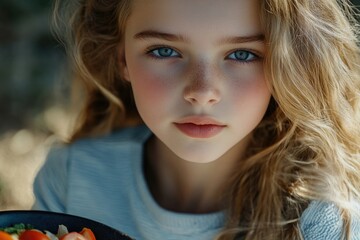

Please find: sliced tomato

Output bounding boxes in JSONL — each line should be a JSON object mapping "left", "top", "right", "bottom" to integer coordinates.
{"left": 0, "top": 231, "right": 13, "bottom": 240}
{"left": 59, "top": 232, "right": 87, "bottom": 240}
{"left": 80, "top": 228, "right": 96, "bottom": 240}
{"left": 19, "top": 230, "right": 50, "bottom": 240}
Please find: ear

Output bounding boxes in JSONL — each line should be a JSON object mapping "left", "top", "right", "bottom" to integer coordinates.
{"left": 119, "top": 46, "right": 130, "bottom": 82}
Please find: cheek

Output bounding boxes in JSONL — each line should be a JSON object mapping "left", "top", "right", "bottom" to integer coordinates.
{"left": 126, "top": 60, "right": 178, "bottom": 120}
{"left": 229, "top": 70, "right": 271, "bottom": 118}
{"left": 128, "top": 61, "right": 167, "bottom": 98}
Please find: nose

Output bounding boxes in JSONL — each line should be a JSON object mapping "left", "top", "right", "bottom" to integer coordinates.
{"left": 183, "top": 63, "right": 221, "bottom": 106}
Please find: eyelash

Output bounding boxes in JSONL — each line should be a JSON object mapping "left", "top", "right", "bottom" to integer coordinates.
{"left": 145, "top": 45, "right": 181, "bottom": 59}
{"left": 225, "top": 49, "right": 260, "bottom": 63}
{"left": 145, "top": 46, "right": 261, "bottom": 63}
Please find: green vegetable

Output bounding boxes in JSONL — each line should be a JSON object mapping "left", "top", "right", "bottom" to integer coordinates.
{"left": 0, "top": 223, "right": 34, "bottom": 235}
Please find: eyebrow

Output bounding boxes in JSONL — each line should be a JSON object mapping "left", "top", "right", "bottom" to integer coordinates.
{"left": 134, "top": 30, "right": 189, "bottom": 42}
{"left": 219, "top": 34, "right": 265, "bottom": 44}
{"left": 133, "top": 30, "right": 265, "bottom": 44}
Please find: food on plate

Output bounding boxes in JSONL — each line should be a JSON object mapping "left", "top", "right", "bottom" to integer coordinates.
{"left": 0, "top": 231, "right": 14, "bottom": 240}
{"left": 18, "top": 230, "right": 50, "bottom": 240}
{"left": 0, "top": 224, "right": 96, "bottom": 240}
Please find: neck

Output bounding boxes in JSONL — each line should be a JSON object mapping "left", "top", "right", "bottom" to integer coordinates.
{"left": 144, "top": 135, "right": 250, "bottom": 214}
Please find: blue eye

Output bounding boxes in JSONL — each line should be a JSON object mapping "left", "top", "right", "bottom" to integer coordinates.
{"left": 227, "top": 50, "right": 257, "bottom": 62}
{"left": 149, "top": 47, "right": 180, "bottom": 58}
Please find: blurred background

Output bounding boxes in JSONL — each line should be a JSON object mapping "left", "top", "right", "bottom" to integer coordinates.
{"left": 0, "top": 0, "right": 359, "bottom": 210}
{"left": 0, "top": 0, "right": 74, "bottom": 210}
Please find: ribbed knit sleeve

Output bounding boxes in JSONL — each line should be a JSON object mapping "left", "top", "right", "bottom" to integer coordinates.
{"left": 300, "top": 201, "right": 360, "bottom": 239}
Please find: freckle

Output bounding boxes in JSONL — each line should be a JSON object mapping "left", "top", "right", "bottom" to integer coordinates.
{"left": 188, "top": 62, "right": 215, "bottom": 89}
{"left": 190, "top": 65, "right": 205, "bottom": 89}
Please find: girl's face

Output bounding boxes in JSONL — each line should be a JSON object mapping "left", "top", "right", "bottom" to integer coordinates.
{"left": 122, "top": 0, "right": 271, "bottom": 163}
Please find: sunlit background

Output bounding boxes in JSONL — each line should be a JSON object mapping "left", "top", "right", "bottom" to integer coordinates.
{"left": 0, "top": 0, "right": 74, "bottom": 210}
{"left": 0, "top": 0, "right": 359, "bottom": 210}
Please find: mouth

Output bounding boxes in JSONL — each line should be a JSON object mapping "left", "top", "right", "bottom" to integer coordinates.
{"left": 174, "top": 116, "right": 226, "bottom": 138}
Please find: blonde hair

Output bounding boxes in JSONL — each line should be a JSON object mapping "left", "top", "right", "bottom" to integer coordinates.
{"left": 54, "top": 0, "right": 360, "bottom": 239}
{"left": 53, "top": 0, "right": 137, "bottom": 140}
{"left": 218, "top": 0, "right": 360, "bottom": 239}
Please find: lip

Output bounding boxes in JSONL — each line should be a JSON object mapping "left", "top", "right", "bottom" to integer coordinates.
{"left": 174, "top": 116, "right": 226, "bottom": 138}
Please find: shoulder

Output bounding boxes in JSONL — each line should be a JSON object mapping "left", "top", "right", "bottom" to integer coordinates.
{"left": 40, "top": 125, "right": 149, "bottom": 164}
{"left": 72, "top": 124, "right": 151, "bottom": 148}
{"left": 300, "top": 200, "right": 360, "bottom": 239}
{"left": 44, "top": 124, "right": 152, "bottom": 177}
{"left": 33, "top": 125, "right": 151, "bottom": 211}
{"left": 38, "top": 125, "right": 151, "bottom": 183}
{"left": 50, "top": 125, "right": 151, "bottom": 157}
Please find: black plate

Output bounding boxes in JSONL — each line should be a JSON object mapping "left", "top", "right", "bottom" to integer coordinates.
{"left": 0, "top": 210, "right": 134, "bottom": 240}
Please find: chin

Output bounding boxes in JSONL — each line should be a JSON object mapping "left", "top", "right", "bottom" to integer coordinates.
{"left": 173, "top": 148, "right": 225, "bottom": 164}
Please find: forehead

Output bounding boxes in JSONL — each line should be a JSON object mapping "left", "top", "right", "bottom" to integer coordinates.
{"left": 126, "top": 0, "right": 263, "bottom": 39}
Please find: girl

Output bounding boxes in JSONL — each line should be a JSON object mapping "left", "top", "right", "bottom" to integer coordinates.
{"left": 33, "top": 0, "right": 360, "bottom": 239}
